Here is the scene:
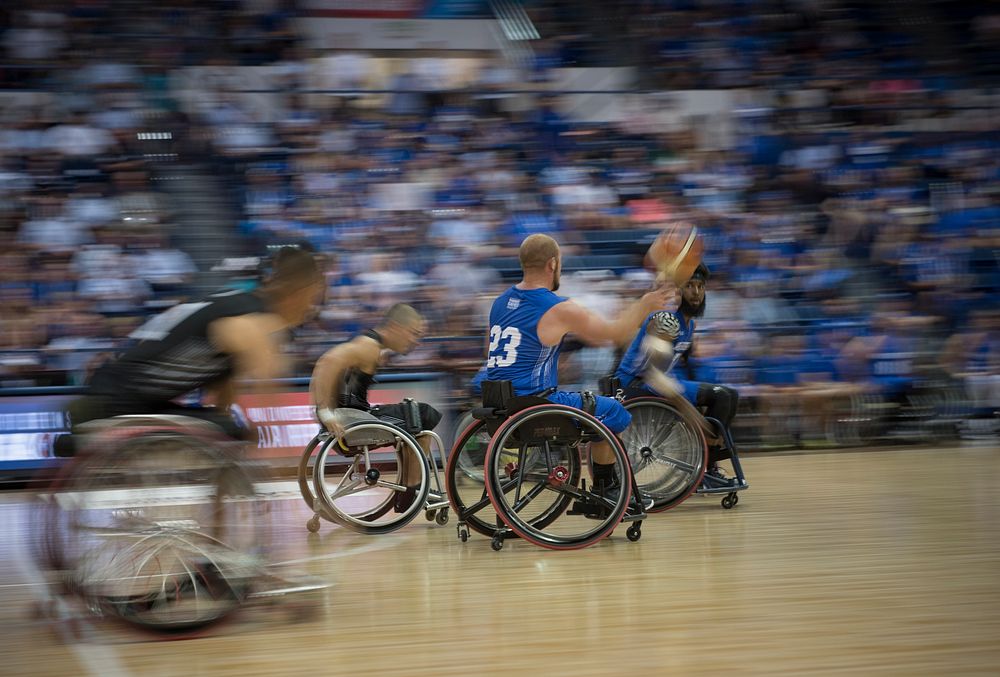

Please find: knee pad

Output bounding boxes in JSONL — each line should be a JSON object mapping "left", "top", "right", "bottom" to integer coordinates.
{"left": 400, "top": 399, "right": 427, "bottom": 434}
{"left": 697, "top": 384, "right": 739, "bottom": 429}
{"left": 418, "top": 403, "right": 442, "bottom": 430}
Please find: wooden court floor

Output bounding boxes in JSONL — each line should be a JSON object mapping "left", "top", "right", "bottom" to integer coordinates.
{"left": 1, "top": 444, "right": 998, "bottom": 676}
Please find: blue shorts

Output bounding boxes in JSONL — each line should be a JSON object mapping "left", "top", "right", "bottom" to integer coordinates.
{"left": 628, "top": 378, "right": 701, "bottom": 405}
{"left": 547, "top": 391, "right": 632, "bottom": 434}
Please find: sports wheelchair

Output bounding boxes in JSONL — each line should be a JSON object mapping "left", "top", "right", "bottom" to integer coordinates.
{"left": 446, "top": 381, "right": 647, "bottom": 551}
{"left": 34, "top": 415, "right": 273, "bottom": 633}
{"left": 298, "top": 399, "right": 450, "bottom": 535}
{"left": 601, "top": 378, "right": 748, "bottom": 511}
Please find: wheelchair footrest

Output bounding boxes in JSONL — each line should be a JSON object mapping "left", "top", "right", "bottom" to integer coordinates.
{"left": 697, "top": 478, "right": 748, "bottom": 494}
{"left": 567, "top": 498, "right": 619, "bottom": 520}
{"left": 623, "top": 494, "right": 648, "bottom": 520}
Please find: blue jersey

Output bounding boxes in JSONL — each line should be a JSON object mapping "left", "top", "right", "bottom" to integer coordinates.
{"left": 615, "top": 311, "right": 695, "bottom": 387}
{"left": 484, "top": 286, "right": 568, "bottom": 396}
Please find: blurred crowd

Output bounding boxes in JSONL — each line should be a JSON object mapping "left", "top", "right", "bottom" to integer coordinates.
{"left": 1, "top": 0, "right": 997, "bottom": 446}
{"left": 531, "top": 0, "right": 1000, "bottom": 89}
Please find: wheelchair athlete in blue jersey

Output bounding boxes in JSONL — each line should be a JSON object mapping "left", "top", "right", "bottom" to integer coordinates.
{"left": 615, "top": 264, "right": 744, "bottom": 491}
{"left": 482, "top": 234, "right": 673, "bottom": 500}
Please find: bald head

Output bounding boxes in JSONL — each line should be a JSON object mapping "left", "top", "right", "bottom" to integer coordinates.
{"left": 519, "top": 234, "right": 560, "bottom": 272}
{"left": 381, "top": 302, "right": 422, "bottom": 328}
{"left": 377, "top": 303, "right": 425, "bottom": 354}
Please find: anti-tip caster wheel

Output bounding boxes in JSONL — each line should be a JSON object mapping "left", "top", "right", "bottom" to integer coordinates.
{"left": 435, "top": 508, "right": 449, "bottom": 526}
{"left": 490, "top": 535, "right": 504, "bottom": 551}
{"left": 425, "top": 510, "right": 436, "bottom": 522}
{"left": 626, "top": 525, "right": 642, "bottom": 542}
{"left": 306, "top": 515, "right": 321, "bottom": 533}
{"left": 721, "top": 494, "right": 736, "bottom": 509}
{"left": 458, "top": 526, "right": 469, "bottom": 543}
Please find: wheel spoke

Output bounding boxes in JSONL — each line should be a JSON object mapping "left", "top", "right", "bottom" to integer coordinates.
{"left": 333, "top": 457, "right": 363, "bottom": 495}
{"left": 374, "top": 480, "right": 407, "bottom": 493}
{"left": 464, "top": 489, "right": 494, "bottom": 515}
{"left": 508, "top": 481, "right": 548, "bottom": 512}
{"left": 644, "top": 419, "right": 678, "bottom": 451}
{"left": 649, "top": 455, "right": 697, "bottom": 473}
{"left": 328, "top": 479, "right": 366, "bottom": 500}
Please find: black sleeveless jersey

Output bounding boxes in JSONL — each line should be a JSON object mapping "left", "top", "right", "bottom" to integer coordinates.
{"left": 88, "top": 290, "right": 269, "bottom": 403}
{"left": 338, "top": 368, "right": 376, "bottom": 411}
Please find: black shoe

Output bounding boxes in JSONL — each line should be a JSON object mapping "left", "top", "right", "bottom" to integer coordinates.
{"left": 597, "top": 478, "right": 622, "bottom": 503}
{"left": 393, "top": 486, "right": 419, "bottom": 513}
{"left": 703, "top": 465, "right": 741, "bottom": 489}
{"left": 569, "top": 478, "right": 621, "bottom": 519}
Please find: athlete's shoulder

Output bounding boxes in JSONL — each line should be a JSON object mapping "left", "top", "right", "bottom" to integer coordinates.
{"left": 531, "top": 287, "right": 569, "bottom": 308}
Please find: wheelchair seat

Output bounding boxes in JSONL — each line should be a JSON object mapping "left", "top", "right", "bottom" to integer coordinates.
{"left": 79, "top": 414, "right": 225, "bottom": 434}
{"left": 56, "top": 415, "right": 227, "bottom": 458}
{"left": 330, "top": 408, "right": 400, "bottom": 450}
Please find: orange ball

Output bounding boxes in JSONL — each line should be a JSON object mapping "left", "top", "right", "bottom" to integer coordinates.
{"left": 645, "top": 222, "right": 704, "bottom": 285}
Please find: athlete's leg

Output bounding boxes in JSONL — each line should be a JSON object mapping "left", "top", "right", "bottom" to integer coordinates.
{"left": 373, "top": 402, "right": 442, "bottom": 511}
{"left": 547, "top": 391, "right": 631, "bottom": 482}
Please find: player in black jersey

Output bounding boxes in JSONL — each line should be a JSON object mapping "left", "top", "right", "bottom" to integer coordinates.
{"left": 310, "top": 303, "right": 442, "bottom": 512}
{"left": 63, "top": 247, "right": 325, "bottom": 445}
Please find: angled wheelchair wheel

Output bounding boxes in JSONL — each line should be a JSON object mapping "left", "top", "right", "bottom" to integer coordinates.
{"left": 621, "top": 397, "right": 707, "bottom": 512}
{"left": 302, "top": 433, "right": 395, "bottom": 526}
{"left": 313, "top": 421, "right": 430, "bottom": 535}
{"left": 485, "top": 405, "right": 629, "bottom": 550}
{"left": 55, "top": 427, "right": 264, "bottom": 633}
{"left": 297, "top": 430, "right": 325, "bottom": 511}
{"left": 451, "top": 410, "right": 486, "bottom": 483}
{"left": 446, "top": 419, "right": 498, "bottom": 538}
{"left": 446, "top": 418, "right": 578, "bottom": 540}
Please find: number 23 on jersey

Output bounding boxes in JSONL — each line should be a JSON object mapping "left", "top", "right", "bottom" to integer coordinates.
{"left": 487, "top": 326, "right": 521, "bottom": 368}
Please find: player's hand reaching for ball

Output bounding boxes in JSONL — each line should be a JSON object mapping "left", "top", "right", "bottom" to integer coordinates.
{"left": 641, "top": 282, "right": 679, "bottom": 314}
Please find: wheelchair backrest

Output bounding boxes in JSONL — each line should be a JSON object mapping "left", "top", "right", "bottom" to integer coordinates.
{"left": 478, "top": 380, "right": 579, "bottom": 442}
{"left": 598, "top": 375, "right": 622, "bottom": 399}
{"left": 481, "top": 380, "right": 515, "bottom": 410}
{"left": 482, "top": 381, "right": 565, "bottom": 437}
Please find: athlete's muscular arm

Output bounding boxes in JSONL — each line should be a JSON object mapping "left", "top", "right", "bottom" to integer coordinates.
{"left": 538, "top": 285, "right": 674, "bottom": 347}
{"left": 309, "top": 337, "right": 379, "bottom": 433}
{"left": 311, "top": 341, "right": 363, "bottom": 411}
{"left": 208, "top": 313, "right": 289, "bottom": 385}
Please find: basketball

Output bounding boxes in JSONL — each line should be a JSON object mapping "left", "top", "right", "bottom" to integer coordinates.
{"left": 645, "top": 222, "right": 704, "bottom": 285}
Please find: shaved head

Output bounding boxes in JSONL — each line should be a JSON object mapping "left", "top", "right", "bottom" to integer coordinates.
{"left": 519, "top": 234, "right": 560, "bottom": 272}
{"left": 381, "top": 303, "right": 422, "bottom": 328}
{"left": 377, "top": 303, "right": 424, "bottom": 354}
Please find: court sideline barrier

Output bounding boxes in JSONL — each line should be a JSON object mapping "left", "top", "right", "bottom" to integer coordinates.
{"left": 0, "top": 373, "right": 453, "bottom": 485}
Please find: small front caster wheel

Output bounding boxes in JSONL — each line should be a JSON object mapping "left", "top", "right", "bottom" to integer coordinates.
{"left": 425, "top": 510, "right": 436, "bottom": 522}
{"left": 490, "top": 535, "right": 504, "bottom": 551}
{"left": 365, "top": 468, "right": 380, "bottom": 485}
{"left": 435, "top": 509, "right": 449, "bottom": 526}
{"left": 626, "top": 526, "right": 642, "bottom": 542}
{"left": 458, "top": 526, "right": 469, "bottom": 543}
{"left": 721, "top": 494, "right": 736, "bottom": 509}
{"left": 306, "top": 515, "right": 321, "bottom": 533}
